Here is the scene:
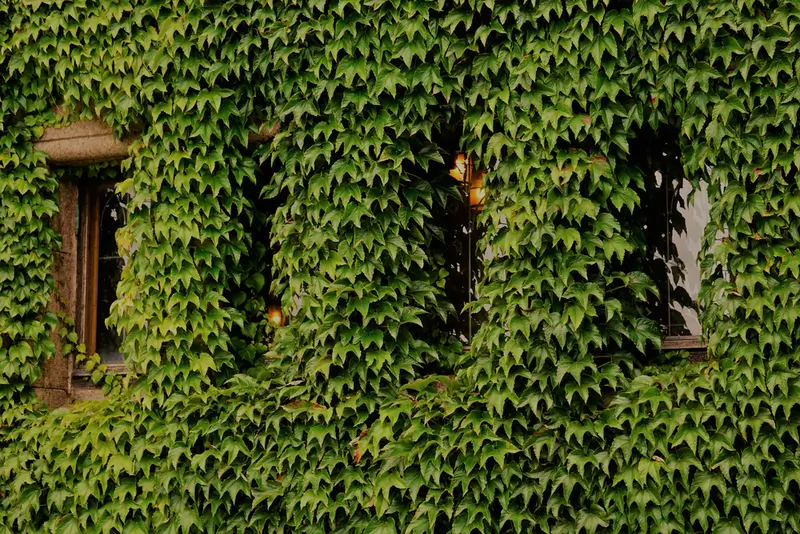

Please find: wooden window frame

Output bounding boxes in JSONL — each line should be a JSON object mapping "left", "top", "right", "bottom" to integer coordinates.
{"left": 74, "top": 180, "right": 127, "bottom": 376}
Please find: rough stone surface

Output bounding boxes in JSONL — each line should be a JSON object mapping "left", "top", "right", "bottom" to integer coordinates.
{"left": 34, "top": 119, "right": 278, "bottom": 165}
{"left": 34, "top": 119, "right": 131, "bottom": 165}
{"left": 69, "top": 387, "right": 106, "bottom": 403}
{"left": 32, "top": 387, "right": 69, "bottom": 409}
{"left": 34, "top": 180, "right": 78, "bottom": 394}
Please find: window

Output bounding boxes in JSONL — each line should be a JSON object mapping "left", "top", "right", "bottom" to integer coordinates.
{"left": 441, "top": 153, "right": 486, "bottom": 345}
{"left": 439, "top": 131, "right": 710, "bottom": 352}
{"left": 70, "top": 161, "right": 288, "bottom": 380}
{"left": 78, "top": 181, "right": 129, "bottom": 367}
{"left": 35, "top": 119, "right": 279, "bottom": 403}
{"left": 631, "top": 126, "right": 710, "bottom": 349}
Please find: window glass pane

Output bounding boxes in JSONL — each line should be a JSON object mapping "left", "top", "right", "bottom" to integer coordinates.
{"left": 667, "top": 179, "right": 710, "bottom": 336}
{"left": 95, "top": 185, "right": 127, "bottom": 363}
{"left": 634, "top": 128, "right": 709, "bottom": 339}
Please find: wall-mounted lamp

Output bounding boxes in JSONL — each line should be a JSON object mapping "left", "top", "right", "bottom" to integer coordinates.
{"left": 450, "top": 152, "right": 485, "bottom": 210}
{"left": 470, "top": 172, "right": 485, "bottom": 209}
{"left": 268, "top": 304, "right": 286, "bottom": 326}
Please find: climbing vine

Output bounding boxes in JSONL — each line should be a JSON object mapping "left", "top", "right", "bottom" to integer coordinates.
{"left": 2, "top": 0, "right": 800, "bottom": 532}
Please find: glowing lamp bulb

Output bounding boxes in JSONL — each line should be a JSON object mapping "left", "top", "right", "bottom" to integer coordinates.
{"left": 268, "top": 305, "right": 285, "bottom": 326}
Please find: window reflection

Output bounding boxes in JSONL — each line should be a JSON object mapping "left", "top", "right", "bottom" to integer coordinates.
{"left": 631, "top": 127, "right": 710, "bottom": 338}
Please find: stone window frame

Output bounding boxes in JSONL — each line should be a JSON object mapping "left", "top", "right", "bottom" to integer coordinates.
{"left": 33, "top": 119, "right": 276, "bottom": 405}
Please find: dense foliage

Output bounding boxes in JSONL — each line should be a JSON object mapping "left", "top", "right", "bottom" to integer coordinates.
{"left": 2, "top": 0, "right": 800, "bottom": 532}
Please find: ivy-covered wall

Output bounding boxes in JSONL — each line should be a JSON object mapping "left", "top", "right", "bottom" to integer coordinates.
{"left": 2, "top": 0, "right": 800, "bottom": 532}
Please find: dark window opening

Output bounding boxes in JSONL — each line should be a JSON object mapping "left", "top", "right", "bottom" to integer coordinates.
{"left": 80, "top": 181, "right": 129, "bottom": 365}
{"left": 630, "top": 126, "right": 710, "bottom": 347}
{"left": 438, "top": 152, "right": 487, "bottom": 346}
{"left": 239, "top": 154, "right": 291, "bottom": 360}
{"left": 244, "top": 179, "right": 289, "bottom": 330}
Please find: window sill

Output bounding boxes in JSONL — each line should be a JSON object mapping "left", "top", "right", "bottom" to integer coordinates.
{"left": 662, "top": 335, "right": 706, "bottom": 351}
{"left": 462, "top": 338, "right": 707, "bottom": 352}
{"left": 72, "top": 362, "right": 127, "bottom": 378}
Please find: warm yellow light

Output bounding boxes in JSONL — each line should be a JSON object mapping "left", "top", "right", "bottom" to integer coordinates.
{"left": 268, "top": 304, "right": 285, "bottom": 326}
{"left": 455, "top": 153, "right": 467, "bottom": 173}
{"left": 451, "top": 152, "right": 468, "bottom": 181}
{"left": 470, "top": 173, "right": 485, "bottom": 209}
{"left": 450, "top": 153, "right": 485, "bottom": 208}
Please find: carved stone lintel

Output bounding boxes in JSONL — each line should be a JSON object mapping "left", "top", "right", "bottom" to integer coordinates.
{"left": 35, "top": 120, "right": 131, "bottom": 165}
{"left": 34, "top": 119, "right": 279, "bottom": 165}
